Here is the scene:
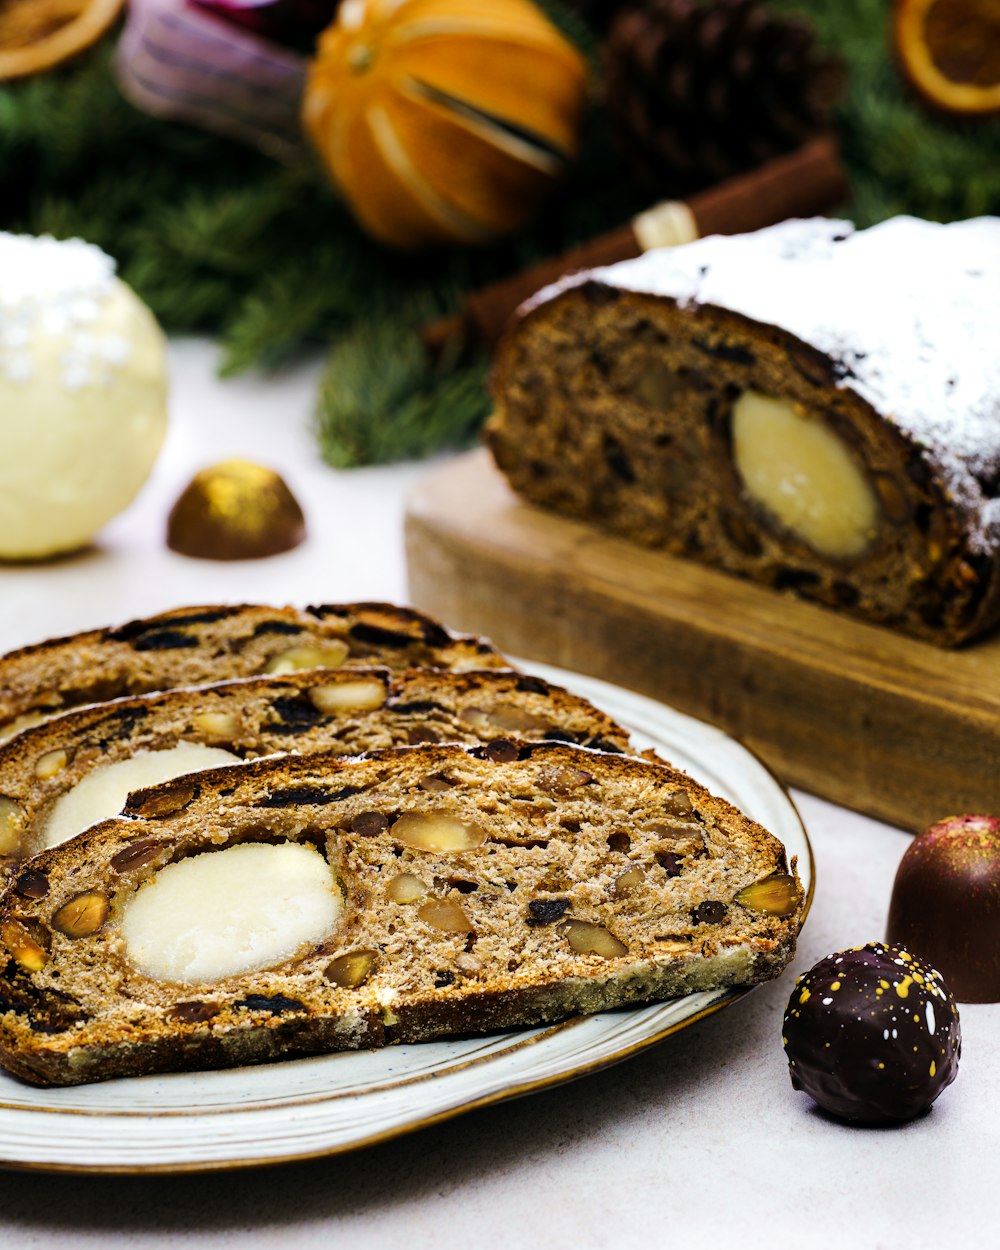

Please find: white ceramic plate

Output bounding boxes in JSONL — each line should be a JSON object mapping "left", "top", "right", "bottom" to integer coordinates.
{"left": 0, "top": 664, "right": 812, "bottom": 1174}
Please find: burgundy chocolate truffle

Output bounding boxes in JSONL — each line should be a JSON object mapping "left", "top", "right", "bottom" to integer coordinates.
{"left": 783, "top": 943, "right": 960, "bottom": 1124}
{"left": 887, "top": 814, "right": 1000, "bottom": 1003}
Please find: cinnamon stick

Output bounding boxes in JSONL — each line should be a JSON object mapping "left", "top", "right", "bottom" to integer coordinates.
{"left": 424, "top": 134, "right": 849, "bottom": 358}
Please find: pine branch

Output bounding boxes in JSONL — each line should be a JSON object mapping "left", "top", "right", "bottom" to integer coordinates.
{"left": 534, "top": 0, "right": 602, "bottom": 66}
{"left": 315, "top": 313, "right": 490, "bottom": 468}
{"left": 219, "top": 250, "right": 358, "bottom": 375}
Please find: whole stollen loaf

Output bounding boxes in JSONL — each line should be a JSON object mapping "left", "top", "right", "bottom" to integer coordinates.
{"left": 487, "top": 216, "right": 1000, "bottom": 646}
{"left": 0, "top": 742, "right": 803, "bottom": 1086}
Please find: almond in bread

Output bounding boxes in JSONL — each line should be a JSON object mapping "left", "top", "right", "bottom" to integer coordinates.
{"left": 0, "top": 667, "right": 630, "bottom": 872}
{"left": 0, "top": 741, "right": 803, "bottom": 1086}
{"left": 0, "top": 602, "right": 506, "bottom": 741}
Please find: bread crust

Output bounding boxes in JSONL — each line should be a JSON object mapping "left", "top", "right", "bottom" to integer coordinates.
{"left": 0, "top": 603, "right": 507, "bottom": 739}
{"left": 0, "top": 742, "right": 802, "bottom": 1086}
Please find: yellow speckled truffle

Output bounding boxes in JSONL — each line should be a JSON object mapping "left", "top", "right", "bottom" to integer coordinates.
{"left": 0, "top": 233, "right": 168, "bottom": 560}
{"left": 783, "top": 942, "right": 961, "bottom": 1124}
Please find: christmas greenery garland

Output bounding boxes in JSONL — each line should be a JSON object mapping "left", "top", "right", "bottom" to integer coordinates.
{"left": 1, "top": 0, "right": 997, "bottom": 467}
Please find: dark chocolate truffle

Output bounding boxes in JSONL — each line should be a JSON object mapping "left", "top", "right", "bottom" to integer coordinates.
{"left": 783, "top": 943, "right": 960, "bottom": 1124}
{"left": 167, "top": 459, "right": 306, "bottom": 560}
{"left": 887, "top": 814, "right": 1000, "bottom": 1003}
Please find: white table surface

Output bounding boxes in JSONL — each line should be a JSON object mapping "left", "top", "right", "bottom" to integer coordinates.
{"left": 0, "top": 339, "right": 994, "bottom": 1247}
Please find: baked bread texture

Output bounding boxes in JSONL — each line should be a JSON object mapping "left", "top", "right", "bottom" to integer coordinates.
{"left": 0, "top": 741, "right": 802, "bottom": 1086}
{"left": 487, "top": 216, "right": 1000, "bottom": 646}
{"left": 0, "top": 666, "right": 630, "bottom": 873}
{"left": 0, "top": 602, "right": 506, "bottom": 741}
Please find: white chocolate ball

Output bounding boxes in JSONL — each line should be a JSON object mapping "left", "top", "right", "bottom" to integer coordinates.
{"left": 0, "top": 233, "right": 168, "bottom": 560}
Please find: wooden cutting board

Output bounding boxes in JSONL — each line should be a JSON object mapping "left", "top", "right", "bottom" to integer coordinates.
{"left": 405, "top": 448, "right": 1000, "bottom": 833}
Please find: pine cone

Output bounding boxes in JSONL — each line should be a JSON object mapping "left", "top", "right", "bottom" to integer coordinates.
{"left": 603, "top": 0, "right": 844, "bottom": 193}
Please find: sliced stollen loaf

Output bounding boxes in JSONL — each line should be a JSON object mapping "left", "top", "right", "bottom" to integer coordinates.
{"left": 0, "top": 742, "right": 803, "bottom": 1086}
{"left": 0, "top": 666, "right": 630, "bottom": 873}
{"left": 0, "top": 602, "right": 506, "bottom": 742}
{"left": 487, "top": 216, "right": 1000, "bottom": 645}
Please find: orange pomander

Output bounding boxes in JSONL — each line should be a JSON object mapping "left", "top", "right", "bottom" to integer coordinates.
{"left": 302, "top": 0, "right": 589, "bottom": 249}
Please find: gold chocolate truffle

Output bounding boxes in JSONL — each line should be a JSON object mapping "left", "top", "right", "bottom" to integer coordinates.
{"left": 167, "top": 459, "right": 306, "bottom": 561}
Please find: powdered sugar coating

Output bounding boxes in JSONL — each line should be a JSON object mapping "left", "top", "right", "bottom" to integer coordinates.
{"left": 0, "top": 232, "right": 131, "bottom": 390}
{"left": 528, "top": 217, "right": 1000, "bottom": 554}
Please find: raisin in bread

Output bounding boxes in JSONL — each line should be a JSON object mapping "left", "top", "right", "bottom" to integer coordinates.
{"left": 488, "top": 217, "right": 1000, "bottom": 646}
{"left": 0, "top": 602, "right": 506, "bottom": 741}
{"left": 0, "top": 742, "right": 803, "bottom": 1086}
{"left": 0, "top": 666, "right": 630, "bottom": 871}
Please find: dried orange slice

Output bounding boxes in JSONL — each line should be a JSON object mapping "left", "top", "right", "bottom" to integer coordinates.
{"left": 0, "top": 0, "right": 124, "bottom": 82}
{"left": 894, "top": 0, "right": 1000, "bottom": 116}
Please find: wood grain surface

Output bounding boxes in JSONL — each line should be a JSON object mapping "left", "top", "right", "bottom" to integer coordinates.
{"left": 405, "top": 449, "right": 1000, "bottom": 833}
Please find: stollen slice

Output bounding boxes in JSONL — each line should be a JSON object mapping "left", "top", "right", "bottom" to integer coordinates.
{"left": 0, "top": 741, "right": 803, "bottom": 1086}
{"left": 0, "top": 601, "right": 507, "bottom": 742}
{"left": 0, "top": 666, "right": 631, "bottom": 875}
